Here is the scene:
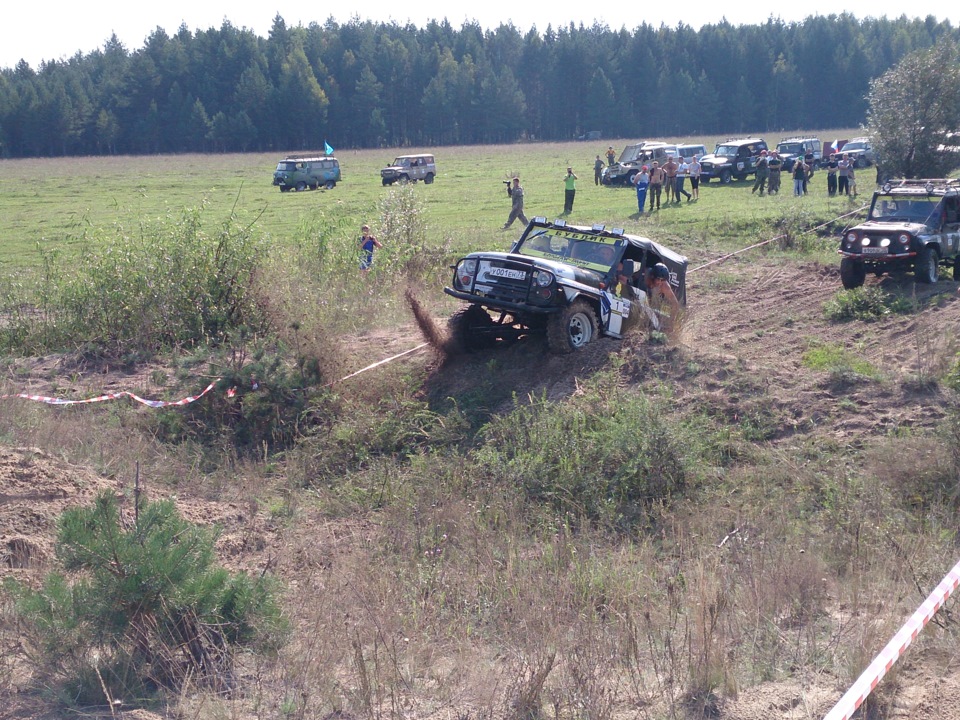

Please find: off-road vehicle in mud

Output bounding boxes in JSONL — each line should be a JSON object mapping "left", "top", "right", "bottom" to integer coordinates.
{"left": 601, "top": 142, "right": 674, "bottom": 186}
{"left": 273, "top": 155, "right": 341, "bottom": 192}
{"left": 699, "top": 138, "right": 768, "bottom": 184}
{"left": 444, "top": 218, "right": 688, "bottom": 353}
{"left": 776, "top": 136, "right": 822, "bottom": 172}
{"left": 381, "top": 154, "right": 436, "bottom": 185}
{"left": 838, "top": 178, "right": 960, "bottom": 289}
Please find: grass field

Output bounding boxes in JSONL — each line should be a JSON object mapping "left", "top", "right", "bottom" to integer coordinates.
{"left": 0, "top": 129, "right": 866, "bottom": 271}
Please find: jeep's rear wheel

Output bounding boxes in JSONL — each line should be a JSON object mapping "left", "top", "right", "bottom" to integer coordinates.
{"left": 719, "top": 169, "right": 732, "bottom": 184}
{"left": 295, "top": 181, "right": 307, "bottom": 192}
{"left": 547, "top": 301, "right": 598, "bottom": 354}
{"left": 840, "top": 258, "right": 866, "bottom": 289}
{"left": 424, "top": 173, "right": 434, "bottom": 184}
{"left": 447, "top": 305, "right": 496, "bottom": 354}
{"left": 915, "top": 246, "right": 939, "bottom": 284}
{"left": 324, "top": 180, "right": 336, "bottom": 189}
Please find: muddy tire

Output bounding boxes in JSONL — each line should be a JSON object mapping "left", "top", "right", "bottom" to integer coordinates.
{"left": 447, "top": 305, "right": 495, "bottom": 353}
{"left": 915, "top": 246, "right": 938, "bottom": 284}
{"left": 840, "top": 258, "right": 866, "bottom": 289}
{"left": 719, "top": 169, "right": 732, "bottom": 184}
{"left": 547, "top": 300, "right": 598, "bottom": 354}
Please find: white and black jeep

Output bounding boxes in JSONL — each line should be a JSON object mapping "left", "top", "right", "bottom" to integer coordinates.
{"left": 443, "top": 218, "right": 688, "bottom": 353}
{"left": 839, "top": 178, "right": 960, "bottom": 289}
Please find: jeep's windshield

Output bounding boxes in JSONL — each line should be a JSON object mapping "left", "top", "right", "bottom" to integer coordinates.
{"left": 517, "top": 230, "right": 624, "bottom": 272}
{"left": 713, "top": 144, "right": 739, "bottom": 158}
{"left": 870, "top": 196, "right": 941, "bottom": 225}
{"left": 777, "top": 143, "right": 803, "bottom": 155}
{"left": 276, "top": 162, "right": 296, "bottom": 171}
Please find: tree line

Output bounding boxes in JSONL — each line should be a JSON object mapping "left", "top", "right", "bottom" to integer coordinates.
{"left": 0, "top": 13, "right": 958, "bottom": 158}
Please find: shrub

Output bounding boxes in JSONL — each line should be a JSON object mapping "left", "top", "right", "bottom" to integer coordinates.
{"left": 0, "top": 205, "right": 268, "bottom": 357}
{"left": 472, "top": 380, "right": 706, "bottom": 530}
{"left": 823, "top": 286, "right": 914, "bottom": 322}
{"left": 4, "top": 492, "right": 287, "bottom": 708}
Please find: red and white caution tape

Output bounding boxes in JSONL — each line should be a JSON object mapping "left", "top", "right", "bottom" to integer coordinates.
{"left": 324, "top": 343, "right": 429, "bottom": 387}
{"left": 822, "top": 556, "right": 960, "bottom": 720}
{"left": 1, "top": 381, "right": 217, "bottom": 409}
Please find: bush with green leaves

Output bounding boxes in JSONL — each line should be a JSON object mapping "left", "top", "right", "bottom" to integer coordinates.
{"left": 4, "top": 492, "right": 286, "bottom": 708}
{"left": 471, "top": 378, "right": 709, "bottom": 530}
{"left": 823, "top": 285, "right": 914, "bottom": 322}
{"left": 0, "top": 204, "right": 268, "bottom": 357}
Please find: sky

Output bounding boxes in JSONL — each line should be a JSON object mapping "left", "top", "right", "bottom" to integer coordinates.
{"left": 3, "top": 2, "right": 959, "bottom": 70}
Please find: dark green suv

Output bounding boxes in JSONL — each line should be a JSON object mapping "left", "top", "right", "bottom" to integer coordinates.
{"left": 273, "top": 155, "right": 341, "bottom": 192}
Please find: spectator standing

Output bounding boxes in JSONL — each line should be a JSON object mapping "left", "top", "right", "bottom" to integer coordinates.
{"left": 792, "top": 157, "right": 807, "bottom": 197}
{"left": 848, "top": 163, "right": 858, "bottom": 197}
{"left": 648, "top": 161, "right": 665, "bottom": 211}
{"left": 837, "top": 155, "right": 851, "bottom": 196}
{"left": 606, "top": 146, "right": 617, "bottom": 166}
{"left": 502, "top": 177, "right": 529, "bottom": 230}
{"left": 358, "top": 224, "right": 382, "bottom": 273}
{"left": 752, "top": 150, "right": 770, "bottom": 195}
{"left": 662, "top": 155, "right": 679, "bottom": 203}
{"left": 688, "top": 155, "right": 702, "bottom": 200}
{"left": 594, "top": 155, "right": 605, "bottom": 185}
{"left": 767, "top": 152, "right": 783, "bottom": 194}
{"left": 825, "top": 154, "right": 839, "bottom": 196}
{"left": 675, "top": 157, "right": 692, "bottom": 201}
{"left": 563, "top": 167, "right": 578, "bottom": 213}
{"left": 631, "top": 165, "right": 650, "bottom": 215}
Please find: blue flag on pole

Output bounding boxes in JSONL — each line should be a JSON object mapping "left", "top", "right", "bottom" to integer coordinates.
{"left": 324, "top": 141, "right": 334, "bottom": 155}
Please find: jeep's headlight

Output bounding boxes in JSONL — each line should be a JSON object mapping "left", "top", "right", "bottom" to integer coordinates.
{"left": 534, "top": 270, "right": 554, "bottom": 287}
{"left": 880, "top": 238, "right": 890, "bottom": 248}
{"left": 459, "top": 259, "right": 477, "bottom": 275}
{"left": 898, "top": 234, "right": 910, "bottom": 245}
{"left": 845, "top": 231, "right": 858, "bottom": 246}
{"left": 861, "top": 237, "right": 871, "bottom": 246}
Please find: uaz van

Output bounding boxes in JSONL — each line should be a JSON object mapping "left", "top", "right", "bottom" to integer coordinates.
{"left": 273, "top": 156, "right": 341, "bottom": 192}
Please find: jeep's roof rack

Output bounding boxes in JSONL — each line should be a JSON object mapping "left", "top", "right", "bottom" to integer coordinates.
{"left": 880, "top": 178, "right": 960, "bottom": 194}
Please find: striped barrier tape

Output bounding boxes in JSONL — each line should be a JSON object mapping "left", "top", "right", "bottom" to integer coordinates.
{"left": 822, "top": 556, "right": 960, "bottom": 720}
{"left": 1, "top": 343, "right": 431, "bottom": 408}
{"left": 0, "top": 381, "right": 217, "bottom": 408}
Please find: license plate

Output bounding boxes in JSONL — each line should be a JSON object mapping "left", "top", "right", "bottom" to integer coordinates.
{"left": 861, "top": 246, "right": 888, "bottom": 255}
{"left": 487, "top": 267, "right": 526, "bottom": 280}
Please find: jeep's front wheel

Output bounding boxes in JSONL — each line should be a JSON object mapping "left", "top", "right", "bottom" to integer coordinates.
{"left": 547, "top": 301, "right": 598, "bottom": 354}
{"left": 324, "top": 180, "right": 336, "bottom": 189}
{"left": 840, "top": 258, "right": 866, "bottom": 289}
{"left": 719, "top": 169, "right": 732, "bottom": 184}
{"left": 424, "top": 173, "right": 434, "bottom": 184}
{"left": 295, "top": 181, "right": 307, "bottom": 192}
{"left": 915, "top": 246, "right": 939, "bottom": 284}
{"left": 447, "top": 305, "right": 496, "bottom": 354}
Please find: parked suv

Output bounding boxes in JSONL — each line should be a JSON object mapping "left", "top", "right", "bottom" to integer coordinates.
{"left": 699, "top": 138, "right": 768, "bottom": 183}
{"left": 444, "top": 218, "right": 688, "bottom": 353}
{"left": 381, "top": 154, "right": 436, "bottom": 185}
{"left": 601, "top": 142, "right": 674, "bottom": 185}
{"left": 776, "top": 136, "right": 822, "bottom": 172}
{"left": 838, "top": 178, "right": 960, "bottom": 289}
{"left": 840, "top": 137, "right": 876, "bottom": 168}
{"left": 668, "top": 143, "right": 708, "bottom": 162}
{"left": 273, "top": 155, "right": 341, "bottom": 192}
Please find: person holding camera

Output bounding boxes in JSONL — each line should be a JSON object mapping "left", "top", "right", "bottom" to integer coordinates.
{"left": 502, "top": 177, "right": 529, "bottom": 230}
{"left": 563, "top": 167, "right": 578, "bottom": 214}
